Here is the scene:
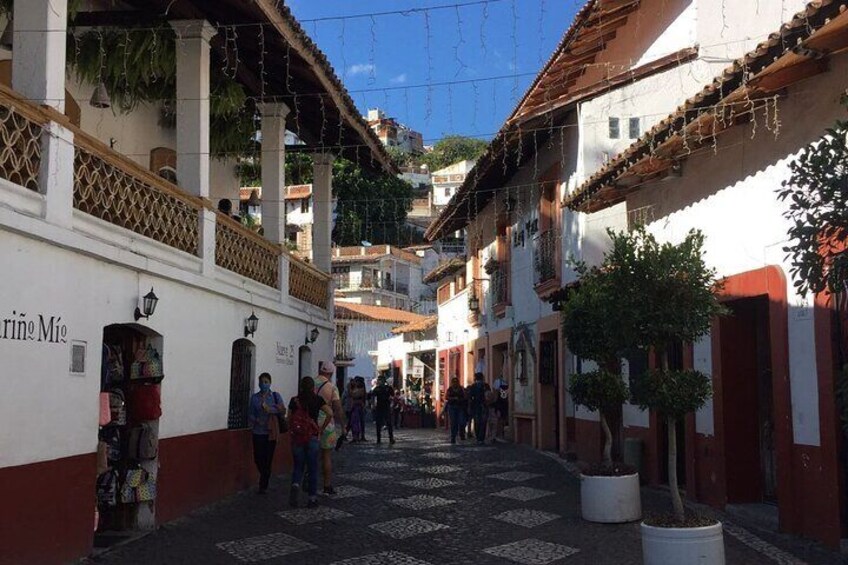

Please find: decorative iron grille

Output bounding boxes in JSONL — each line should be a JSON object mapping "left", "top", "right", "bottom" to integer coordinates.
{"left": 216, "top": 219, "right": 280, "bottom": 288}
{"left": 289, "top": 259, "right": 330, "bottom": 309}
{"left": 0, "top": 104, "right": 42, "bottom": 191}
{"left": 73, "top": 146, "right": 200, "bottom": 255}
{"left": 534, "top": 229, "right": 558, "bottom": 285}
{"left": 228, "top": 340, "right": 253, "bottom": 429}
{"left": 491, "top": 264, "right": 509, "bottom": 306}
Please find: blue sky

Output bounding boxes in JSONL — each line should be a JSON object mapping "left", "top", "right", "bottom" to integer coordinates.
{"left": 287, "top": 0, "right": 580, "bottom": 144}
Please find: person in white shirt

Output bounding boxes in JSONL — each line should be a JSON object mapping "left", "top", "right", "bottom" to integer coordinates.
{"left": 474, "top": 350, "right": 486, "bottom": 377}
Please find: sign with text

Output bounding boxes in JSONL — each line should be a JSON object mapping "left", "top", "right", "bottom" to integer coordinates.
{"left": 276, "top": 342, "right": 295, "bottom": 365}
{"left": 1, "top": 311, "right": 67, "bottom": 344}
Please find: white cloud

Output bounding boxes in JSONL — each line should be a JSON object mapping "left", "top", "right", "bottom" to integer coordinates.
{"left": 390, "top": 73, "right": 408, "bottom": 84}
{"left": 348, "top": 63, "right": 376, "bottom": 77}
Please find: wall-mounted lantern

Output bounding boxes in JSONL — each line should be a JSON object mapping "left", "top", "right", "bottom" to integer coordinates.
{"left": 134, "top": 288, "right": 159, "bottom": 321}
{"left": 244, "top": 311, "right": 259, "bottom": 338}
{"left": 305, "top": 327, "right": 320, "bottom": 345}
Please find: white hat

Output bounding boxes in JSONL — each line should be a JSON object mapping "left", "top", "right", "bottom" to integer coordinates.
{"left": 319, "top": 361, "right": 335, "bottom": 375}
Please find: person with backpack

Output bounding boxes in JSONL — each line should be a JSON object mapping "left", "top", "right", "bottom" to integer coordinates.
{"left": 468, "top": 372, "right": 488, "bottom": 444}
{"left": 445, "top": 377, "right": 466, "bottom": 444}
{"left": 288, "top": 376, "right": 333, "bottom": 508}
{"left": 247, "top": 373, "right": 286, "bottom": 494}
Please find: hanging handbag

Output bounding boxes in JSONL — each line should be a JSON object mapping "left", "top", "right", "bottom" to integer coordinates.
{"left": 274, "top": 392, "right": 288, "bottom": 433}
{"left": 144, "top": 344, "right": 163, "bottom": 378}
{"left": 136, "top": 474, "right": 157, "bottom": 502}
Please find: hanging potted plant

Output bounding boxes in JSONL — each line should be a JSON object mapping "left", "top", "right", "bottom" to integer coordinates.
{"left": 611, "top": 228, "right": 726, "bottom": 565}
{"left": 561, "top": 260, "right": 641, "bottom": 523}
{"left": 483, "top": 256, "right": 500, "bottom": 275}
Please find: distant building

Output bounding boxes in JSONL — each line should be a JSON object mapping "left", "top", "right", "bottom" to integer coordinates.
{"left": 332, "top": 245, "right": 426, "bottom": 312}
{"left": 334, "top": 303, "right": 428, "bottom": 389}
{"left": 366, "top": 108, "right": 425, "bottom": 154}
{"left": 239, "top": 184, "right": 337, "bottom": 261}
{"left": 431, "top": 160, "right": 476, "bottom": 209}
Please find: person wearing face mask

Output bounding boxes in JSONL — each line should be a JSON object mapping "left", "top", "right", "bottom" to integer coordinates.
{"left": 248, "top": 372, "right": 285, "bottom": 494}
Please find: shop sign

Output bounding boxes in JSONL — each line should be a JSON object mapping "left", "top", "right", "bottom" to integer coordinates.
{"left": 276, "top": 342, "right": 295, "bottom": 365}
{"left": 411, "top": 357, "right": 425, "bottom": 379}
{"left": 1, "top": 311, "right": 67, "bottom": 344}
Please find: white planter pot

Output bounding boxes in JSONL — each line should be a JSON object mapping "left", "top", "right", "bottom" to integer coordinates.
{"left": 579, "top": 473, "right": 642, "bottom": 523}
{"left": 641, "top": 521, "right": 725, "bottom": 565}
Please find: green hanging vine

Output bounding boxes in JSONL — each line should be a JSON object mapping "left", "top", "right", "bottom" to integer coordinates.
{"left": 69, "top": 25, "right": 257, "bottom": 158}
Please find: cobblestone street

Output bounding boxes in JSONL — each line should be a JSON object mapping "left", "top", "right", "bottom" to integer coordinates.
{"left": 89, "top": 430, "right": 841, "bottom": 565}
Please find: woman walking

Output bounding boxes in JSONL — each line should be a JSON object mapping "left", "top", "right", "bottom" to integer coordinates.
{"left": 288, "top": 376, "right": 332, "bottom": 508}
{"left": 247, "top": 373, "right": 285, "bottom": 494}
{"left": 446, "top": 377, "right": 466, "bottom": 444}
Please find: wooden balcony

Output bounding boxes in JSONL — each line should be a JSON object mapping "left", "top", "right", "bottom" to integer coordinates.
{"left": 0, "top": 82, "right": 329, "bottom": 309}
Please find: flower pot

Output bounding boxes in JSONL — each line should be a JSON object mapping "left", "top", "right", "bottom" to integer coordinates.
{"left": 641, "top": 521, "right": 725, "bottom": 565}
{"left": 580, "top": 472, "right": 641, "bottom": 523}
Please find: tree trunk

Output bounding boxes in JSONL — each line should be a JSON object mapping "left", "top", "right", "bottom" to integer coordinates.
{"left": 668, "top": 414, "right": 685, "bottom": 522}
{"left": 600, "top": 413, "right": 613, "bottom": 466}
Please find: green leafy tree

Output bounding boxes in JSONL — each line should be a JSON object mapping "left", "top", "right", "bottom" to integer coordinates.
{"left": 615, "top": 228, "right": 724, "bottom": 523}
{"left": 422, "top": 135, "right": 488, "bottom": 171}
{"left": 248, "top": 154, "right": 415, "bottom": 247}
{"left": 778, "top": 96, "right": 848, "bottom": 297}
{"left": 561, "top": 261, "right": 633, "bottom": 467}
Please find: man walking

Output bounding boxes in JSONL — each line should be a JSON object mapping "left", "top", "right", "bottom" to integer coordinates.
{"left": 468, "top": 372, "right": 488, "bottom": 444}
{"left": 370, "top": 376, "right": 395, "bottom": 444}
{"left": 315, "top": 362, "right": 344, "bottom": 495}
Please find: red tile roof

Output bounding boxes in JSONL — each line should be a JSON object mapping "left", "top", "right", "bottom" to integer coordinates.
{"left": 335, "top": 302, "right": 428, "bottom": 324}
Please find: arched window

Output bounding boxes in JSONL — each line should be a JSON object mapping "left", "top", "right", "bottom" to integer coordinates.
{"left": 298, "top": 346, "right": 312, "bottom": 380}
{"left": 228, "top": 339, "right": 254, "bottom": 429}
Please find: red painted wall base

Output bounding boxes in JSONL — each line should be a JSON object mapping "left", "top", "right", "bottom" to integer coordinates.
{"left": 0, "top": 453, "right": 96, "bottom": 565}
{"left": 0, "top": 429, "right": 293, "bottom": 565}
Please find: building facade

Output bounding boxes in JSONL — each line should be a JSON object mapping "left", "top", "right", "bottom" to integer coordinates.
{"left": 332, "top": 245, "right": 427, "bottom": 312}
{"left": 423, "top": 0, "right": 846, "bottom": 549}
{"left": 334, "top": 303, "right": 427, "bottom": 390}
{"left": 0, "top": 2, "right": 393, "bottom": 563}
{"left": 366, "top": 108, "right": 425, "bottom": 154}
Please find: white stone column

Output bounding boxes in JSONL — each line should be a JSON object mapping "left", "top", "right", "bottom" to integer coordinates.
{"left": 13, "top": 0, "right": 67, "bottom": 111}
{"left": 40, "top": 122, "right": 75, "bottom": 228}
{"left": 312, "top": 153, "right": 334, "bottom": 273}
{"left": 171, "top": 20, "right": 216, "bottom": 198}
{"left": 259, "top": 102, "right": 290, "bottom": 244}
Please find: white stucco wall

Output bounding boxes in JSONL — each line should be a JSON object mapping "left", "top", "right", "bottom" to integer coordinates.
{"left": 0, "top": 228, "right": 331, "bottom": 468}
{"left": 339, "top": 320, "right": 396, "bottom": 384}
{"left": 626, "top": 53, "right": 848, "bottom": 446}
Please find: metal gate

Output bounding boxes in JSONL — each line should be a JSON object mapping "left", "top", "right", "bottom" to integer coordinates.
{"left": 228, "top": 339, "right": 254, "bottom": 429}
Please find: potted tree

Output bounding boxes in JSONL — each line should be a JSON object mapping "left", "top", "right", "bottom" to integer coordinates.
{"left": 562, "top": 259, "right": 641, "bottom": 523}
{"left": 610, "top": 228, "right": 726, "bottom": 565}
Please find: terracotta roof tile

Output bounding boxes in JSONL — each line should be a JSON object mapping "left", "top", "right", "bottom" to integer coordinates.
{"left": 565, "top": 0, "right": 848, "bottom": 212}
{"left": 422, "top": 257, "right": 466, "bottom": 284}
{"left": 335, "top": 302, "right": 428, "bottom": 324}
{"left": 392, "top": 315, "right": 438, "bottom": 334}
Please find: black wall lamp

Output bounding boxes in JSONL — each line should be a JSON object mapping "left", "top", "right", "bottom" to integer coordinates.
{"left": 134, "top": 288, "right": 159, "bottom": 321}
{"left": 244, "top": 311, "right": 259, "bottom": 338}
{"left": 305, "top": 327, "right": 320, "bottom": 345}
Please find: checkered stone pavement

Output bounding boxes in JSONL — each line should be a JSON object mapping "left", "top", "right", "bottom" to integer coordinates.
{"left": 493, "top": 509, "right": 561, "bottom": 528}
{"left": 368, "top": 517, "right": 449, "bottom": 539}
{"left": 487, "top": 470, "right": 545, "bottom": 482}
{"left": 491, "top": 486, "right": 557, "bottom": 501}
{"left": 95, "top": 428, "right": 832, "bottom": 565}
{"left": 215, "top": 533, "right": 315, "bottom": 562}
{"left": 413, "top": 464, "right": 463, "bottom": 475}
{"left": 483, "top": 539, "right": 580, "bottom": 564}
{"left": 399, "top": 477, "right": 458, "bottom": 490}
{"left": 328, "top": 551, "right": 434, "bottom": 565}
{"left": 390, "top": 494, "right": 457, "bottom": 510}
{"left": 276, "top": 506, "right": 353, "bottom": 525}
